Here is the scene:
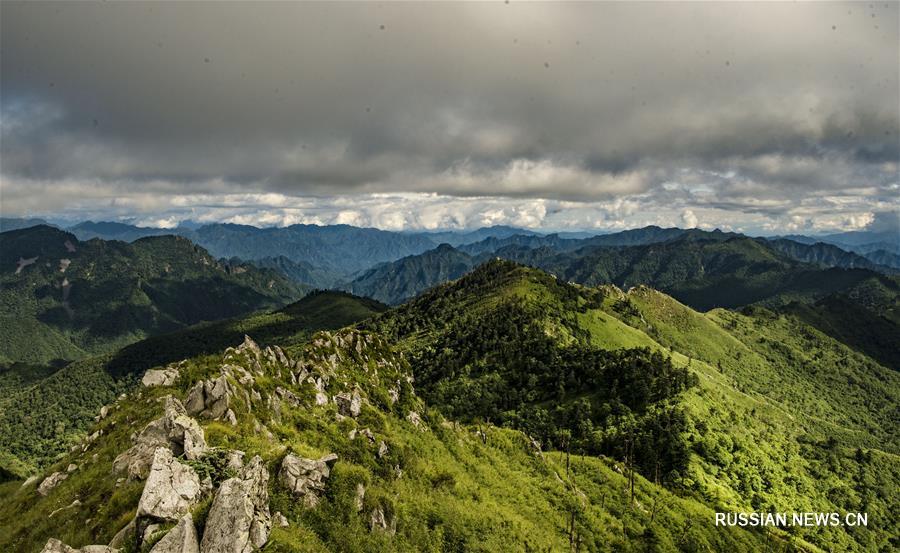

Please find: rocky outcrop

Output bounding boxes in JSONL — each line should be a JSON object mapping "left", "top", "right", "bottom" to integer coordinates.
{"left": 185, "top": 375, "right": 232, "bottom": 420}
{"left": 407, "top": 410, "right": 425, "bottom": 429}
{"left": 38, "top": 471, "right": 68, "bottom": 496}
{"left": 278, "top": 453, "right": 338, "bottom": 508}
{"left": 114, "top": 397, "right": 207, "bottom": 479}
{"left": 40, "top": 539, "right": 117, "bottom": 553}
{"left": 108, "top": 519, "right": 136, "bottom": 550}
{"left": 136, "top": 448, "right": 203, "bottom": 521}
{"left": 370, "top": 507, "right": 396, "bottom": 535}
{"left": 199, "top": 456, "right": 271, "bottom": 553}
{"left": 528, "top": 437, "right": 544, "bottom": 460}
{"left": 355, "top": 483, "right": 366, "bottom": 512}
{"left": 21, "top": 474, "right": 40, "bottom": 489}
{"left": 48, "top": 499, "right": 81, "bottom": 517}
{"left": 273, "top": 512, "right": 289, "bottom": 528}
{"left": 335, "top": 390, "right": 361, "bottom": 418}
{"left": 349, "top": 427, "right": 376, "bottom": 444}
{"left": 142, "top": 365, "right": 180, "bottom": 387}
{"left": 225, "top": 450, "right": 246, "bottom": 471}
{"left": 184, "top": 382, "right": 206, "bottom": 414}
{"left": 148, "top": 513, "right": 200, "bottom": 553}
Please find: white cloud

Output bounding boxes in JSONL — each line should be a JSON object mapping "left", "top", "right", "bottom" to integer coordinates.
{"left": 681, "top": 210, "right": 699, "bottom": 229}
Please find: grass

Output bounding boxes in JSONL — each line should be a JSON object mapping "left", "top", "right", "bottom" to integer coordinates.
{"left": 1, "top": 261, "right": 896, "bottom": 552}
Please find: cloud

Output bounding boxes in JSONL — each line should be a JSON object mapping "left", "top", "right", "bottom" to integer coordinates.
{"left": 1, "top": 1, "right": 898, "bottom": 232}
{"left": 681, "top": 210, "right": 699, "bottom": 229}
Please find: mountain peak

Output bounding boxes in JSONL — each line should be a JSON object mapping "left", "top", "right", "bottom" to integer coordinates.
{"left": 433, "top": 243, "right": 457, "bottom": 252}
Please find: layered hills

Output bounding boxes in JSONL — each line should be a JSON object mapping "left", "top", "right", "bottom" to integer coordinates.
{"left": 348, "top": 235, "right": 900, "bottom": 371}
{"left": 0, "top": 225, "right": 305, "bottom": 366}
{"left": 0, "top": 290, "right": 386, "bottom": 476}
{"left": 0, "top": 261, "right": 897, "bottom": 552}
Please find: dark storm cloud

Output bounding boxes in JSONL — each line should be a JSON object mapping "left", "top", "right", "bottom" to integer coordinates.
{"left": 0, "top": 1, "right": 897, "bottom": 231}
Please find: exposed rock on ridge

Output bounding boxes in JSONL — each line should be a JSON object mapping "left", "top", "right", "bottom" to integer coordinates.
{"left": 199, "top": 455, "right": 271, "bottom": 553}
{"left": 113, "top": 396, "right": 207, "bottom": 480}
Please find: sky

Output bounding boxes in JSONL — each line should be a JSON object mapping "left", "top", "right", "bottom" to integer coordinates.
{"left": 1, "top": 1, "right": 898, "bottom": 235}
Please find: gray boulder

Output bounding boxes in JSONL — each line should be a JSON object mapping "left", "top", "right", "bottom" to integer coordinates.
{"left": 108, "top": 519, "right": 136, "bottom": 549}
{"left": 185, "top": 375, "right": 232, "bottom": 420}
{"left": 149, "top": 513, "right": 200, "bottom": 553}
{"left": 335, "top": 391, "right": 361, "bottom": 418}
{"left": 370, "top": 507, "right": 396, "bottom": 535}
{"left": 225, "top": 450, "right": 246, "bottom": 471}
{"left": 278, "top": 453, "right": 338, "bottom": 508}
{"left": 21, "top": 474, "right": 40, "bottom": 489}
{"left": 37, "top": 471, "right": 68, "bottom": 496}
{"left": 137, "top": 448, "right": 202, "bottom": 521}
{"left": 184, "top": 382, "right": 206, "bottom": 415}
{"left": 200, "top": 456, "right": 271, "bottom": 553}
{"left": 40, "top": 539, "right": 118, "bottom": 552}
{"left": 407, "top": 411, "right": 424, "bottom": 429}
{"left": 142, "top": 367, "right": 180, "bottom": 388}
{"left": 273, "top": 512, "right": 289, "bottom": 528}
{"left": 113, "top": 397, "right": 206, "bottom": 480}
{"left": 355, "top": 483, "right": 366, "bottom": 512}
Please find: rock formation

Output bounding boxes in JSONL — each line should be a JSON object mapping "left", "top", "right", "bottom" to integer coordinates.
{"left": 199, "top": 456, "right": 271, "bottom": 553}
{"left": 136, "top": 448, "right": 203, "bottom": 521}
{"left": 142, "top": 364, "right": 181, "bottom": 387}
{"left": 370, "top": 507, "right": 396, "bottom": 535}
{"left": 148, "top": 513, "right": 200, "bottom": 553}
{"left": 113, "top": 396, "right": 207, "bottom": 479}
{"left": 185, "top": 375, "right": 232, "bottom": 420}
{"left": 278, "top": 453, "right": 338, "bottom": 508}
{"left": 37, "top": 471, "right": 68, "bottom": 496}
{"left": 335, "top": 390, "right": 362, "bottom": 418}
{"left": 40, "top": 539, "right": 117, "bottom": 553}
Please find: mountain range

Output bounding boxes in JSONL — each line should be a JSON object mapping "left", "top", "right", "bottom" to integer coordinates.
{"left": 0, "top": 260, "right": 896, "bottom": 552}
{"left": 7, "top": 219, "right": 898, "bottom": 282}
{"left": 349, "top": 234, "right": 900, "bottom": 372}
{"left": 0, "top": 225, "right": 305, "bottom": 366}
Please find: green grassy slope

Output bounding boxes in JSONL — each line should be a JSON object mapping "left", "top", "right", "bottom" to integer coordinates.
{"left": 0, "top": 328, "right": 776, "bottom": 553}
{"left": 0, "top": 261, "right": 896, "bottom": 552}
{"left": 361, "top": 260, "right": 899, "bottom": 552}
{"left": 0, "top": 291, "right": 386, "bottom": 475}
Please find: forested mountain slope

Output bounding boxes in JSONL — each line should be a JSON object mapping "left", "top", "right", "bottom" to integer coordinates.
{"left": 0, "top": 226, "right": 305, "bottom": 366}
{"left": 0, "top": 290, "right": 385, "bottom": 477}
{"left": 359, "top": 261, "right": 900, "bottom": 552}
{"left": 1, "top": 261, "right": 897, "bottom": 552}
{"left": 350, "top": 236, "right": 900, "bottom": 371}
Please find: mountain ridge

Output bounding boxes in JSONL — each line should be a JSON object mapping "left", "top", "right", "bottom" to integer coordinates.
{"left": 5, "top": 261, "right": 898, "bottom": 551}
{"left": 0, "top": 225, "right": 305, "bottom": 366}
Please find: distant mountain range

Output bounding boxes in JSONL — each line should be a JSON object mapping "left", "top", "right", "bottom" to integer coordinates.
{"left": 0, "top": 225, "right": 305, "bottom": 365}
{"left": 0, "top": 217, "right": 51, "bottom": 232}
{"left": 352, "top": 228, "right": 897, "bottom": 304}
{"left": 348, "top": 232, "right": 900, "bottom": 371}
{"left": 775, "top": 228, "right": 900, "bottom": 258}
{"left": 63, "top": 221, "right": 551, "bottom": 277}
{"left": 4, "top": 218, "right": 897, "bottom": 282}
